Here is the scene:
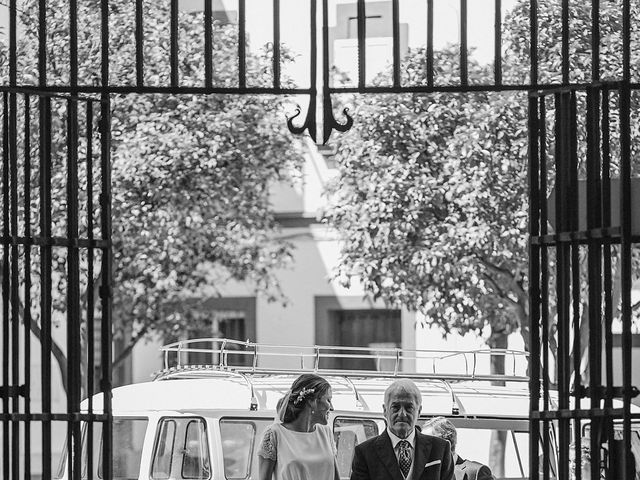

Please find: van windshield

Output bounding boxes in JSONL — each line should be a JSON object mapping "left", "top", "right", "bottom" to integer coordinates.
{"left": 54, "top": 417, "right": 148, "bottom": 480}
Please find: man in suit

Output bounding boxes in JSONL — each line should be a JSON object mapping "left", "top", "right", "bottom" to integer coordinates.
{"left": 422, "top": 417, "right": 495, "bottom": 480}
{"left": 350, "top": 379, "right": 455, "bottom": 480}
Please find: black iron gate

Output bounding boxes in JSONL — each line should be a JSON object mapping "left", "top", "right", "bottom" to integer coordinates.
{"left": 529, "top": 82, "right": 640, "bottom": 480}
{"left": 0, "top": 90, "right": 113, "bottom": 480}
{"left": 1, "top": 0, "right": 640, "bottom": 479}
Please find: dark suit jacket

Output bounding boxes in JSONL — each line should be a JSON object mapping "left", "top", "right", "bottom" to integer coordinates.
{"left": 454, "top": 456, "right": 494, "bottom": 480}
{"left": 350, "top": 428, "right": 455, "bottom": 480}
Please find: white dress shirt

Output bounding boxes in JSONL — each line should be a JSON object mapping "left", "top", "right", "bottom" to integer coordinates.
{"left": 387, "top": 427, "right": 417, "bottom": 479}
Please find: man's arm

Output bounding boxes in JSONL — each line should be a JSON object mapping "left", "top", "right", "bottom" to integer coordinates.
{"left": 439, "top": 441, "right": 455, "bottom": 480}
{"left": 349, "top": 444, "right": 371, "bottom": 480}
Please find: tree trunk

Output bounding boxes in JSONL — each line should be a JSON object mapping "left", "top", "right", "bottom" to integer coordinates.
{"left": 487, "top": 330, "right": 508, "bottom": 478}
{"left": 0, "top": 262, "right": 70, "bottom": 394}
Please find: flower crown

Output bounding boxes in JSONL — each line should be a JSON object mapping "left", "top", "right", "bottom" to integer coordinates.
{"left": 292, "top": 387, "right": 315, "bottom": 405}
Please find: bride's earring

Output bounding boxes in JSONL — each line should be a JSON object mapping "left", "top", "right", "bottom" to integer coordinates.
{"left": 311, "top": 409, "right": 315, "bottom": 414}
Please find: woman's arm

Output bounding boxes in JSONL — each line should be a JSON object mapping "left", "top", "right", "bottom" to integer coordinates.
{"left": 258, "top": 456, "right": 276, "bottom": 480}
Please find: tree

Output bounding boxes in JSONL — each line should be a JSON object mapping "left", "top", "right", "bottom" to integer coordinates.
{"left": 325, "top": 48, "right": 528, "bottom": 348}
{"left": 2, "top": 0, "right": 302, "bottom": 393}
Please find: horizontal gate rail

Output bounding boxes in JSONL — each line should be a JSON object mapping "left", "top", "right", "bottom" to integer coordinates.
{"left": 1, "top": 0, "right": 639, "bottom": 144}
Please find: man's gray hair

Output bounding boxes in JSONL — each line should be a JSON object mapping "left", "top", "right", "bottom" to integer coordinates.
{"left": 423, "top": 416, "right": 457, "bottom": 452}
{"left": 383, "top": 379, "right": 422, "bottom": 407}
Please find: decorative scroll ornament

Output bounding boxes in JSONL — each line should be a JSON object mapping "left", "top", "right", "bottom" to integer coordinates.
{"left": 322, "top": 92, "right": 353, "bottom": 145}
{"left": 286, "top": 95, "right": 317, "bottom": 143}
{"left": 286, "top": 93, "right": 354, "bottom": 145}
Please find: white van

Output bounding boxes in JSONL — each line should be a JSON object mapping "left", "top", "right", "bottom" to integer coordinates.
{"left": 56, "top": 339, "right": 561, "bottom": 480}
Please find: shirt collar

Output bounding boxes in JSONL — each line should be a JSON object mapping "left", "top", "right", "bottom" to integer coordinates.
{"left": 387, "top": 427, "right": 416, "bottom": 449}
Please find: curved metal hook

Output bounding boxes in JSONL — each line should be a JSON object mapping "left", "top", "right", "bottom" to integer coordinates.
{"left": 332, "top": 107, "right": 354, "bottom": 133}
{"left": 322, "top": 94, "right": 354, "bottom": 144}
{"left": 286, "top": 106, "right": 305, "bottom": 134}
{"left": 286, "top": 96, "right": 317, "bottom": 143}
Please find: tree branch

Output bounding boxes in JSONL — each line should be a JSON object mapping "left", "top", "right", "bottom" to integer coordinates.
{"left": 0, "top": 260, "right": 69, "bottom": 393}
{"left": 111, "top": 324, "right": 149, "bottom": 371}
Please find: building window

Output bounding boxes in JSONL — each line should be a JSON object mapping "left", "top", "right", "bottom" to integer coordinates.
{"left": 315, "top": 296, "right": 401, "bottom": 371}
{"left": 166, "top": 297, "right": 256, "bottom": 368}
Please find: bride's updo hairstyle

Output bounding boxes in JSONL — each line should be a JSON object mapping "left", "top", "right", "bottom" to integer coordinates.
{"left": 278, "top": 374, "right": 331, "bottom": 423}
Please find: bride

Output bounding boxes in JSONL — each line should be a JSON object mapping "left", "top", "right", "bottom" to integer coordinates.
{"left": 257, "top": 373, "right": 340, "bottom": 480}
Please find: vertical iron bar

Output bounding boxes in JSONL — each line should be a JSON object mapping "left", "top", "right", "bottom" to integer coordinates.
{"left": 528, "top": 93, "right": 541, "bottom": 480}
{"left": 39, "top": 0, "right": 47, "bottom": 86}
{"left": 10, "top": 92, "right": 20, "bottom": 480}
{"left": 23, "top": 94, "right": 32, "bottom": 480}
{"left": 619, "top": 81, "right": 632, "bottom": 480}
{"left": 459, "top": 0, "right": 468, "bottom": 86}
{"left": 494, "top": 0, "right": 502, "bottom": 86}
{"left": 591, "top": 0, "right": 599, "bottom": 82}
{"left": 100, "top": 0, "right": 113, "bottom": 477}
{"left": 622, "top": 0, "right": 630, "bottom": 82}
{"left": 86, "top": 100, "right": 95, "bottom": 480}
{"left": 39, "top": 94, "right": 53, "bottom": 480}
{"left": 136, "top": 0, "right": 144, "bottom": 87}
{"left": 569, "top": 90, "right": 581, "bottom": 480}
{"left": 67, "top": 97, "right": 82, "bottom": 480}
{"left": 540, "top": 96, "right": 550, "bottom": 480}
{"left": 68, "top": 17, "right": 80, "bottom": 480}
{"left": 8, "top": 14, "right": 17, "bottom": 480}
{"left": 70, "top": 0, "right": 78, "bottom": 88}
{"left": 601, "top": 86, "right": 615, "bottom": 480}
{"left": 2, "top": 91, "right": 10, "bottom": 480}
{"left": 99, "top": 96, "right": 113, "bottom": 480}
{"left": 9, "top": 0, "right": 16, "bottom": 87}
{"left": 36, "top": 25, "right": 49, "bottom": 480}
{"left": 426, "top": 0, "right": 433, "bottom": 86}
{"left": 555, "top": 91, "right": 570, "bottom": 480}
{"left": 273, "top": 0, "right": 281, "bottom": 90}
{"left": 204, "top": 0, "right": 213, "bottom": 89}
{"left": 309, "top": 0, "right": 316, "bottom": 141}
{"left": 357, "top": 0, "right": 366, "bottom": 89}
{"left": 530, "top": 0, "right": 537, "bottom": 86}
{"left": 238, "top": 0, "right": 246, "bottom": 89}
{"left": 561, "top": 0, "right": 569, "bottom": 84}
{"left": 391, "top": 0, "right": 400, "bottom": 88}
{"left": 170, "top": 0, "right": 179, "bottom": 87}
{"left": 586, "top": 85, "right": 603, "bottom": 480}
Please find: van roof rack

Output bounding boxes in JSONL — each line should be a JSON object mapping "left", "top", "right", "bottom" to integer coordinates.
{"left": 156, "top": 338, "right": 529, "bottom": 383}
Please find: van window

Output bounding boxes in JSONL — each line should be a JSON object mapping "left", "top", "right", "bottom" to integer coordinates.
{"left": 55, "top": 418, "right": 148, "bottom": 480}
{"left": 95, "top": 418, "right": 148, "bottom": 480}
{"left": 182, "top": 420, "right": 211, "bottom": 479}
{"left": 151, "top": 417, "right": 211, "bottom": 480}
{"left": 220, "top": 418, "right": 272, "bottom": 480}
{"left": 333, "top": 417, "right": 383, "bottom": 479}
{"left": 583, "top": 421, "right": 640, "bottom": 478}
{"left": 455, "top": 428, "right": 530, "bottom": 479}
{"left": 151, "top": 420, "right": 177, "bottom": 479}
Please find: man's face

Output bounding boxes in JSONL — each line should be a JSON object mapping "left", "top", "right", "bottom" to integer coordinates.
{"left": 383, "top": 389, "right": 421, "bottom": 439}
